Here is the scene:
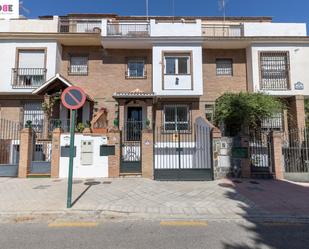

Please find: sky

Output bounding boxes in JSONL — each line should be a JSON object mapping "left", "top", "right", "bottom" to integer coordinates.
{"left": 23, "top": 0, "right": 309, "bottom": 27}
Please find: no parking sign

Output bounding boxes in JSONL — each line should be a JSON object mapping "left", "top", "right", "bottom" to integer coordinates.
{"left": 61, "top": 86, "right": 86, "bottom": 208}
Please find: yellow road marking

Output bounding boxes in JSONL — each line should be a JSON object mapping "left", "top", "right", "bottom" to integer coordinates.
{"left": 160, "top": 221, "right": 208, "bottom": 227}
{"left": 48, "top": 222, "right": 98, "bottom": 228}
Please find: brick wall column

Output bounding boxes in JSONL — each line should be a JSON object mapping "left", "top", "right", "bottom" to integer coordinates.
{"left": 212, "top": 127, "right": 222, "bottom": 180}
{"left": 272, "top": 131, "right": 284, "bottom": 180}
{"left": 18, "top": 128, "right": 33, "bottom": 178}
{"left": 289, "top": 95, "right": 305, "bottom": 130}
{"left": 107, "top": 130, "right": 121, "bottom": 178}
{"left": 51, "top": 128, "right": 62, "bottom": 178}
{"left": 146, "top": 100, "right": 153, "bottom": 129}
{"left": 141, "top": 129, "right": 154, "bottom": 179}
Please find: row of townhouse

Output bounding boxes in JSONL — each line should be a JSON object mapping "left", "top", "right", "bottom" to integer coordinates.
{"left": 0, "top": 13, "right": 309, "bottom": 180}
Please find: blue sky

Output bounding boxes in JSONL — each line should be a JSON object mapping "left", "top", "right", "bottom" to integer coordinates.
{"left": 24, "top": 0, "right": 308, "bottom": 26}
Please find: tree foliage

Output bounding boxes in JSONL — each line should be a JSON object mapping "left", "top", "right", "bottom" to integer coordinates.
{"left": 214, "top": 92, "right": 283, "bottom": 129}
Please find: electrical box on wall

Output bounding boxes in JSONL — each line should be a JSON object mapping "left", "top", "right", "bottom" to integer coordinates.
{"left": 81, "top": 140, "right": 94, "bottom": 165}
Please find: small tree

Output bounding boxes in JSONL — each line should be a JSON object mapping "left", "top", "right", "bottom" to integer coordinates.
{"left": 215, "top": 92, "right": 283, "bottom": 133}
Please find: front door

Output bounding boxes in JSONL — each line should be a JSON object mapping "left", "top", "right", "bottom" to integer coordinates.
{"left": 120, "top": 107, "right": 143, "bottom": 173}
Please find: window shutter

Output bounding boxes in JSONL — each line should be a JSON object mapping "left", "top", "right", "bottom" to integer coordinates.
{"left": 18, "top": 51, "right": 45, "bottom": 68}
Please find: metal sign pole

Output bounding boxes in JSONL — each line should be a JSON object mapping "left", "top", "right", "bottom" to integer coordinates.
{"left": 67, "top": 109, "right": 76, "bottom": 208}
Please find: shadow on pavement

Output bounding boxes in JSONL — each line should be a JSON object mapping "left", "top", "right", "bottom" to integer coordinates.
{"left": 222, "top": 179, "right": 309, "bottom": 249}
{"left": 71, "top": 181, "right": 101, "bottom": 207}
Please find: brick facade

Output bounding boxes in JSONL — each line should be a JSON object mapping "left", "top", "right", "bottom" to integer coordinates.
{"left": 60, "top": 47, "right": 153, "bottom": 127}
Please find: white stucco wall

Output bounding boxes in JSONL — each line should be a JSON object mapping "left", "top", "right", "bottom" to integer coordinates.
{"left": 0, "top": 40, "right": 60, "bottom": 93}
{"left": 152, "top": 45, "right": 203, "bottom": 96}
{"left": 243, "top": 23, "right": 307, "bottom": 37}
{"left": 59, "top": 134, "right": 109, "bottom": 178}
{"left": 0, "top": 17, "right": 58, "bottom": 32}
{"left": 150, "top": 19, "right": 202, "bottom": 37}
{"left": 247, "top": 44, "right": 309, "bottom": 96}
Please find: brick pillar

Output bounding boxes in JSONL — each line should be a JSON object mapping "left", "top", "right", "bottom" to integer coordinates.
{"left": 147, "top": 105, "right": 153, "bottom": 128}
{"left": 289, "top": 95, "right": 305, "bottom": 131}
{"left": 272, "top": 131, "right": 284, "bottom": 180}
{"left": 141, "top": 129, "right": 154, "bottom": 179}
{"left": 240, "top": 136, "right": 251, "bottom": 178}
{"left": 51, "top": 128, "right": 62, "bottom": 178}
{"left": 118, "top": 101, "right": 125, "bottom": 130}
{"left": 107, "top": 130, "right": 121, "bottom": 178}
{"left": 212, "top": 127, "right": 221, "bottom": 180}
{"left": 18, "top": 128, "right": 33, "bottom": 178}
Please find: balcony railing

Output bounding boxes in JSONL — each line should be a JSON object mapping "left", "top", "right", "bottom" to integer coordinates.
{"left": 12, "top": 68, "right": 47, "bottom": 89}
{"left": 59, "top": 19, "right": 102, "bottom": 33}
{"left": 107, "top": 23, "right": 150, "bottom": 37}
{"left": 202, "top": 24, "right": 243, "bottom": 37}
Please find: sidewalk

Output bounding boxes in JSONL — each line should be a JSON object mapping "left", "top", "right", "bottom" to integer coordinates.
{"left": 0, "top": 177, "right": 309, "bottom": 222}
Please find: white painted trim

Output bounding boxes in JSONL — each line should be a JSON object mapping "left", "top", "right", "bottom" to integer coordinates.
{"left": 32, "top": 73, "right": 72, "bottom": 94}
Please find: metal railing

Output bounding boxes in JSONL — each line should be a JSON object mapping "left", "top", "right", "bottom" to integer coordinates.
{"left": 12, "top": 68, "right": 47, "bottom": 88}
{"left": 59, "top": 19, "right": 102, "bottom": 33}
{"left": 107, "top": 23, "right": 150, "bottom": 37}
{"left": 260, "top": 71, "right": 289, "bottom": 90}
{"left": 202, "top": 24, "right": 243, "bottom": 37}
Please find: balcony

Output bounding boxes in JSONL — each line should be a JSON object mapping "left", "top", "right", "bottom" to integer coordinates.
{"left": 59, "top": 19, "right": 102, "bottom": 33}
{"left": 107, "top": 23, "right": 150, "bottom": 37}
{"left": 202, "top": 24, "right": 243, "bottom": 37}
{"left": 12, "top": 68, "right": 47, "bottom": 89}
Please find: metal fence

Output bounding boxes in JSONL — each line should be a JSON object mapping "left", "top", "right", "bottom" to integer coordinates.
{"left": 59, "top": 19, "right": 102, "bottom": 33}
{"left": 154, "top": 117, "right": 213, "bottom": 181}
{"left": 107, "top": 23, "right": 150, "bottom": 37}
{"left": 12, "top": 68, "right": 47, "bottom": 88}
{"left": 282, "top": 129, "right": 309, "bottom": 173}
{"left": 0, "top": 119, "right": 21, "bottom": 177}
{"left": 249, "top": 130, "right": 273, "bottom": 176}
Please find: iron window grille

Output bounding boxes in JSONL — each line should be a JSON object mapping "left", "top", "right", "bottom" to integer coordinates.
{"left": 69, "top": 55, "right": 88, "bottom": 75}
{"left": 260, "top": 51, "right": 290, "bottom": 90}
{"left": 261, "top": 112, "right": 283, "bottom": 131}
{"left": 216, "top": 59, "right": 233, "bottom": 76}
{"left": 163, "top": 105, "right": 190, "bottom": 132}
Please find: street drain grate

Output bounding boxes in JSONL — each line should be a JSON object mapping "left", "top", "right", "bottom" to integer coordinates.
{"left": 102, "top": 181, "right": 112, "bottom": 184}
{"left": 73, "top": 180, "right": 83, "bottom": 184}
{"left": 33, "top": 185, "right": 51, "bottom": 190}
{"left": 218, "top": 183, "right": 234, "bottom": 188}
{"left": 84, "top": 181, "right": 101, "bottom": 186}
{"left": 249, "top": 181, "right": 260, "bottom": 185}
{"left": 232, "top": 179, "right": 242, "bottom": 184}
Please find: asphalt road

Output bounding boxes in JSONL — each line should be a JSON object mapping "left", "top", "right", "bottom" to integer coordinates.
{"left": 1, "top": 220, "right": 309, "bottom": 249}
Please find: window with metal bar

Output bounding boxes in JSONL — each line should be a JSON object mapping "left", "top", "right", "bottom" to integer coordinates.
{"left": 126, "top": 58, "right": 146, "bottom": 78}
{"left": 260, "top": 52, "right": 290, "bottom": 90}
{"left": 261, "top": 112, "right": 283, "bottom": 131}
{"left": 69, "top": 55, "right": 88, "bottom": 75}
{"left": 164, "top": 105, "right": 190, "bottom": 131}
{"left": 216, "top": 59, "right": 233, "bottom": 76}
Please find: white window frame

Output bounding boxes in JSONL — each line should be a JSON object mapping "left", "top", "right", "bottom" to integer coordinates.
{"left": 163, "top": 105, "right": 190, "bottom": 132}
{"left": 69, "top": 55, "right": 88, "bottom": 75}
{"left": 127, "top": 58, "right": 146, "bottom": 78}
{"left": 164, "top": 55, "right": 191, "bottom": 75}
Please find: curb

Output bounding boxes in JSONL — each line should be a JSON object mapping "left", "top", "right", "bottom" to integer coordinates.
{"left": 2, "top": 209, "right": 309, "bottom": 224}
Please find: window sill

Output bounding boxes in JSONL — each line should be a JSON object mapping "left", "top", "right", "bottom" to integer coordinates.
{"left": 164, "top": 74, "right": 191, "bottom": 76}
{"left": 68, "top": 72, "right": 88, "bottom": 76}
{"left": 125, "top": 75, "right": 147, "bottom": 80}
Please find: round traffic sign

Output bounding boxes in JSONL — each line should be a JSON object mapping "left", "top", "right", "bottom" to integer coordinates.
{"left": 61, "top": 86, "right": 87, "bottom": 110}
